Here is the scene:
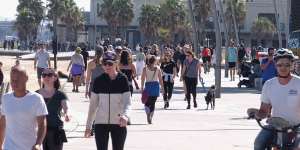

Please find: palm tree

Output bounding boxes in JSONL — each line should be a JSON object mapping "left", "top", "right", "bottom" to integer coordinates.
{"left": 159, "top": 0, "right": 186, "bottom": 43}
{"left": 139, "top": 4, "right": 160, "bottom": 43}
{"left": 99, "top": 0, "right": 134, "bottom": 39}
{"left": 225, "top": 0, "right": 246, "bottom": 41}
{"left": 192, "top": 0, "right": 211, "bottom": 46}
{"left": 251, "top": 17, "right": 276, "bottom": 45}
{"left": 47, "top": 0, "right": 67, "bottom": 41}
{"left": 15, "top": 0, "right": 45, "bottom": 44}
{"left": 60, "top": 0, "right": 84, "bottom": 42}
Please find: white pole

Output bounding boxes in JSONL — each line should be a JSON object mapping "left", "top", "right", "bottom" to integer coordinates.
{"left": 273, "top": 0, "right": 282, "bottom": 48}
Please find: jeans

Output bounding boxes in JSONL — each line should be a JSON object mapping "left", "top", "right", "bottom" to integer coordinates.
{"left": 184, "top": 77, "right": 197, "bottom": 104}
{"left": 94, "top": 124, "right": 127, "bottom": 150}
{"left": 254, "top": 125, "right": 275, "bottom": 150}
{"left": 163, "top": 81, "right": 174, "bottom": 102}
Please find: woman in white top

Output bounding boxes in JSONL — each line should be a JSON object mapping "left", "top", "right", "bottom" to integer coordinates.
{"left": 141, "top": 55, "right": 164, "bottom": 124}
{"left": 135, "top": 47, "right": 145, "bottom": 80}
{"left": 67, "top": 47, "right": 85, "bottom": 92}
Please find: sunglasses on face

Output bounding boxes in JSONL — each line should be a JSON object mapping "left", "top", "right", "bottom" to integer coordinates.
{"left": 42, "top": 73, "right": 54, "bottom": 78}
{"left": 103, "top": 61, "right": 114, "bottom": 66}
{"left": 276, "top": 63, "right": 291, "bottom": 68}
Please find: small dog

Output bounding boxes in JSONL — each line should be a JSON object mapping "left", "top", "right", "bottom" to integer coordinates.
{"left": 205, "top": 85, "right": 215, "bottom": 110}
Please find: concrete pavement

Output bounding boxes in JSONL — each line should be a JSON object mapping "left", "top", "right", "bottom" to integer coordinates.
{"left": 62, "top": 69, "right": 261, "bottom": 150}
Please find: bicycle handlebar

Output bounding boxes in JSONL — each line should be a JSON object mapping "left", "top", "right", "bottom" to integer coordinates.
{"left": 256, "top": 118, "right": 300, "bottom": 133}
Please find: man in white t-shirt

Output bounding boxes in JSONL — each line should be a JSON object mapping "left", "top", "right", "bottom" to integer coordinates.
{"left": 254, "top": 49, "right": 300, "bottom": 150}
{"left": 0, "top": 66, "right": 48, "bottom": 150}
{"left": 34, "top": 43, "right": 51, "bottom": 88}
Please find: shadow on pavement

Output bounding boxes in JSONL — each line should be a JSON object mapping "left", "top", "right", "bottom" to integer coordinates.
{"left": 221, "top": 87, "right": 261, "bottom": 94}
{"left": 129, "top": 128, "right": 259, "bottom": 132}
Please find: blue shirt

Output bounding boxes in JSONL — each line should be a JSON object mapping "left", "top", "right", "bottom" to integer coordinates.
{"left": 261, "top": 58, "right": 277, "bottom": 82}
{"left": 227, "top": 47, "right": 237, "bottom": 62}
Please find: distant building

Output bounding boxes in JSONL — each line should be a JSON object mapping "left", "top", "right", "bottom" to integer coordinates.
{"left": 88, "top": 0, "right": 290, "bottom": 48}
{"left": 290, "top": 0, "right": 300, "bottom": 32}
{"left": 0, "top": 21, "right": 17, "bottom": 41}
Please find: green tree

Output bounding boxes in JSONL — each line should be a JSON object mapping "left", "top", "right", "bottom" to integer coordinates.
{"left": 251, "top": 17, "right": 276, "bottom": 43}
{"left": 193, "top": 0, "right": 211, "bottom": 45}
{"left": 139, "top": 4, "right": 160, "bottom": 43}
{"left": 159, "top": 0, "right": 186, "bottom": 43}
{"left": 47, "top": 0, "right": 67, "bottom": 41}
{"left": 61, "top": 0, "right": 84, "bottom": 42}
{"left": 15, "top": 0, "right": 45, "bottom": 43}
{"left": 99, "top": 0, "right": 134, "bottom": 39}
{"left": 225, "top": 0, "right": 246, "bottom": 40}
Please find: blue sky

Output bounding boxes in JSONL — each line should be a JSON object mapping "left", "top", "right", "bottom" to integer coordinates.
{"left": 0, "top": 0, "right": 90, "bottom": 21}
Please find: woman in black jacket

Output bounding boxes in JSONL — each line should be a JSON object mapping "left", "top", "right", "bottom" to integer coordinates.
{"left": 85, "top": 51, "right": 131, "bottom": 150}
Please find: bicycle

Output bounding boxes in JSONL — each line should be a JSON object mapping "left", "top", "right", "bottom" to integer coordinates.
{"left": 248, "top": 108, "right": 300, "bottom": 150}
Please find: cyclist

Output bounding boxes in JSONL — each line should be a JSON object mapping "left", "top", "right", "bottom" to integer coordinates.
{"left": 254, "top": 48, "right": 300, "bottom": 150}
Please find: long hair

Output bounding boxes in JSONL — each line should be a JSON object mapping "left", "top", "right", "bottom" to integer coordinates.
{"left": 42, "top": 69, "right": 61, "bottom": 90}
{"left": 120, "top": 50, "right": 132, "bottom": 65}
{"left": 95, "top": 45, "right": 104, "bottom": 65}
{"left": 53, "top": 74, "right": 61, "bottom": 90}
{"left": 147, "top": 55, "right": 157, "bottom": 67}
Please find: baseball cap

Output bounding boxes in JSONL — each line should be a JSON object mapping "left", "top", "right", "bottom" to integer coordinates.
{"left": 102, "top": 51, "right": 117, "bottom": 62}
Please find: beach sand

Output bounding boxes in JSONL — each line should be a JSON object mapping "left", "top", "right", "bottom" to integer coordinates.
{"left": 1, "top": 56, "right": 70, "bottom": 91}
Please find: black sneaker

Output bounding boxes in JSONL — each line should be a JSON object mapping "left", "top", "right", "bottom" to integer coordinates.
{"left": 164, "top": 103, "right": 168, "bottom": 109}
{"left": 186, "top": 105, "right": 191, "bottom": 109}
{"left": 193, "top": 101, "right": 198, "bottom": 108}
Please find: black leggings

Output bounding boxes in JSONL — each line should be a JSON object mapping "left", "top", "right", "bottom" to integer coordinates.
{"left": 43, "top": 129, "right": 63, "bottom": 150}
{"left": 163, "top": 81, "right": 174, "bottom": 102}
{"left": 184, "top": 77, "right": 197, "bottom": 103}
{"left": 94, "top": 124, "right": 127, "bottom": 150}
{"left": 145, "top": 96, "right": 158, "bottom": 113}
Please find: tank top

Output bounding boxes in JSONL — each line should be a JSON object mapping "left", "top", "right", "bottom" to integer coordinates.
{"left": 136, "top": 52, "right": 145, "bottom": 62}
{"left": 146, "top": 67, "right": 159, "bottom": 82}
{"left": 90, "top": 63, "right": 104, "bottom": 91}
{"left": 120, "top": 68, "right": 133, "bottom": 85}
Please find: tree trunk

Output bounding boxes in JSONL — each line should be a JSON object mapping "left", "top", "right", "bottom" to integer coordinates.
{"left": 219, "top": 0, "right": 230, "bottom": 78}
{"left": 53, "top": 17, "right": 58, "bottom": 70}
{"left": 188, "top": 0, "right": 199, "bottom": 54}
{"left": 211, "top": 0, "right": 222, "bottom": 98}
{"left": 230, "top": 0, "right": 240, "bottom": 45}
{"left": 273, "top": 0, "right": 282, "bottom": 48}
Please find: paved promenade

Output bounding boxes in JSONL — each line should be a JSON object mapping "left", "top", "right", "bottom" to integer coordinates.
{"left": 61, "top": 69, "right": 261, "bottom": 150}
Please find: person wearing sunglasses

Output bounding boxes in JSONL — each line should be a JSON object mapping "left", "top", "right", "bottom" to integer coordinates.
{"left": 254, "top": 49, "right": 300, "bottom": 150}
{"left": 160, "top": 51, "right": 177, "bottom": 109}
{"left": 36, "top": 68, "right": 70, "bottom": 150}
{"left": 85, "top": 51, "right": 131, "bottom": 150}
{"left": 180, "top": 49, "right": 202, "bottom": 109}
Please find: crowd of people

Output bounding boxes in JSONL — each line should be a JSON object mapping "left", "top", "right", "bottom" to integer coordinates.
{"left": 1, "top": 38, "right": 300, "bottom": 149}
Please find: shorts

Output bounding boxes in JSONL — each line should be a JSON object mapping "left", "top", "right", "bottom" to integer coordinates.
{"left": 37, "top": 67, "right": 45, "bottom": 79}
{"left": 228, "top": 62, "right": 236, "bottom": 68}
{"left": 71, "top": 64, "right": 84, "bottom": 77}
